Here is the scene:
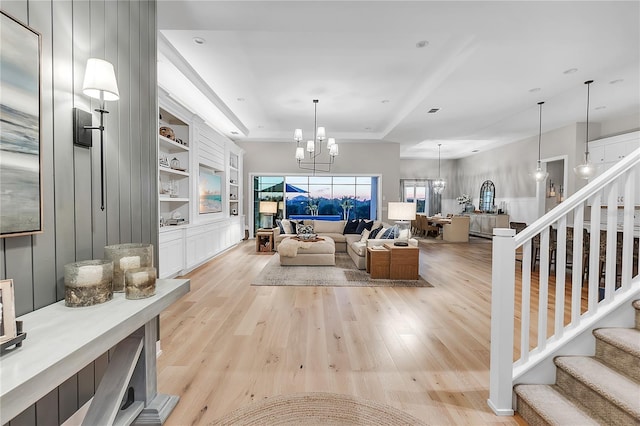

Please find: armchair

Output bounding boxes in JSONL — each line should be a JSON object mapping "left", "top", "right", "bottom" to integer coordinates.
{"left": 442, "top": 215, "right": 470, "bottom": 242}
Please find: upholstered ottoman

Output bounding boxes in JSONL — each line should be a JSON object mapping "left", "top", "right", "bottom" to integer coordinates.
{"left": 278, "top": 236, "right": 335, "bottom": 266}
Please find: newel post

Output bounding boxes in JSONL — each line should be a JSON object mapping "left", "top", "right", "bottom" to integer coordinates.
{"left": 487, "top": 227, "right": 516, "bottom": 415}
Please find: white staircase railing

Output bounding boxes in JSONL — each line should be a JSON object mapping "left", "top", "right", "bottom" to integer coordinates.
{"left": 488, "top": 147, "right": 640, "bottom": 415}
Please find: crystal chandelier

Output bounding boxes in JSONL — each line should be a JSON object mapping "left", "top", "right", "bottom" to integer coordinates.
{"left": 532, "top": 101, "right": 549, "bottom": 182}
{"left": 433, "top": 143, "right": 446, "bottom": 194}
{"left": 574, "top": 80, "right": 597, "bottom": 179}
{"left": 294, "top": 99, "right": 338, "bottom": 175}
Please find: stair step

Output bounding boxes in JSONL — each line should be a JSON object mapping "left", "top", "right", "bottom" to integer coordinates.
{"left": 594, "top": 327, "right": 640, "bottom": 382}
{"left": 633, "top": 300, "right": 640, "bottom": 330}
{"left": 514, "top": 384, "right": 603, "bottom": 425}
{"left": 555, "top": 356, "right": 640, "bottom": 423}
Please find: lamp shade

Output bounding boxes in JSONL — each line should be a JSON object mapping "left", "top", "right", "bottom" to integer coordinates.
{"left": 306, "top": 140, "right": 315, "bottom": 153}
{"left": 387, "top": 202, "right": 416, "bottom": 221}
{"left": 259, "top": 201, "right": 278, "bottom": 214}
{"left": 82, "top": 58, "right": 120, "bottom": 101}
{"left": 295, "top": 146, "right": 305, "bottom": 160}
{"left": 294, "top": 128, "right": 303, "bottom": 142}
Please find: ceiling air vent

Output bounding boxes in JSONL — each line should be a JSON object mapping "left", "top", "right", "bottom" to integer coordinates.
{"left": 427, "top": 108, "right": 440, "bottom": 114}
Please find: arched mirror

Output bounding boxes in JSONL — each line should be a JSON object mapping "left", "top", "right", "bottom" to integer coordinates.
{"left": 479, "top": 180, "right": 495, "bottom": 212}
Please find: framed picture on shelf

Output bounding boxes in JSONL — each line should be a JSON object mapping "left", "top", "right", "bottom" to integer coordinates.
{"left": 0, "top": 279, "right": 17, "bottom": 343}
{"left": 199, "top": 166, "right": 222, "bottom": 214}
{"left": 0, "top": 12, "right": 43, "bottom": 238}
{"left": 159, "top": 155, "right": 169, "bottom": 168}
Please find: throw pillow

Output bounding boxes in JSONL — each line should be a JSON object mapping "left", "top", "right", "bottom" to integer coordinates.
{"left": 342, "top": 219, "right": 360, "bottom": 234}
{"left": 359, "top": 228, "right": 371, "bottom": 242}
{"left": 380, "top": 225, "right": 398, "bottom": 239}
{"left": 369, "top": 225, "right": 383, "bottom": 239}
{"left": 281, "top": 219, "right": 294, "bottom": 234}
{"left": 297, "top": 224, "right": 314, "bottom": 235}
{"left": 276, "top": 219, "right": 285, "bottom": 234}
{"left": 289, "top": 220, "right": 299, "bottom": 234}
{"left": 355, "top": 219, "right": 374, "bottom": 234}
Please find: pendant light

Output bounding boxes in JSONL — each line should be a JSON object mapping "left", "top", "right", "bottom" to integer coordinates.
{"left": 532, "top": 101, "right": 549, "bottom": 182}
{"left": 574, "top": 80, "right": 597, "bottom": 179}
{"left": 433, "top": 144, "right": 446, "bottom": 194}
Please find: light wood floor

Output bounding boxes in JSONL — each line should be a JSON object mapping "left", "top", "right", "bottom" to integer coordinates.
{"left": 157, "top": 238, "right": 530, "bottom": 425}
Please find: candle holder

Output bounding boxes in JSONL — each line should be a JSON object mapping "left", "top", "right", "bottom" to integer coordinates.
{"left": 104, "top": 243, "right": 154, "bottom": 292}
{"left": 64, "top": 260, "right": 114, "bottom": 307}
{"left": 125, "top": 267, "right": 157, "bottom": 299}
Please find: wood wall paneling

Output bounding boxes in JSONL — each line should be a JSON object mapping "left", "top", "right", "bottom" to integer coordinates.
{"left": 35, "top": 389, "right": 58, "bottom": 426}
{"left": 0, "top": 0, "right": 159, "bottom": 423}
{"left": 30, "top": 0, "right": 58, "bottom": 311}
{"left": 52, "top": 0, "right": 76, "bottom": 303}
{"left": 117, "top": 0, "right": 132, "bottom": 244}
{"left": 72, "top": 0, "right": 93, "bottom": 263}
{"left": 129, "top": 0, "right": 142, "bottom": 244}
{"left": 90, "top": 0, "right": 108, "bottom": 259}
{"left": 58, "top": 375, "right": 78, "bottom": 425}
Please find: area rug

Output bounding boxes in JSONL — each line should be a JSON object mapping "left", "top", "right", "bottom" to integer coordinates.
{"left": 252, "top": 253, "right": 432, "bottom": 287}
{"left": 210, "top": 392, "right": 426, "bottom": 425}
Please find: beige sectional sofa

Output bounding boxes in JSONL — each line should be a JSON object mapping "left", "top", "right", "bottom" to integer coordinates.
{"left": 273, "top": 219, "right": 418, "bottom": 270}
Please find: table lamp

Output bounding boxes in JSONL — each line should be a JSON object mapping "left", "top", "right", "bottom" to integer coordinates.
{"left": 388, "top": 202, "right": 416, "bottom": 246}
{"left": 259, "top": 201, "right": 278, "bottom": 229}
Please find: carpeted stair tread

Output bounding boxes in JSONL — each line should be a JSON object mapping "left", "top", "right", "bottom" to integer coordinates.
{"left": 554, "top": 356, "right": 640, "bottom": 419}
{"left": 594, "top": 327, "right": 640, "bottom": 357}
{"left": 514, "top": 384, "right": 603, "bottom": 425}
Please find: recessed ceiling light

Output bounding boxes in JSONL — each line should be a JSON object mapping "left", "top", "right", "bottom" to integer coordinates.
{"left": 257, "top": 125, "right": 264, "bottom": 129}
{"left": 563, "top": 68, "right": 578, "bottom": 74}
{"left": 594, "top": 105, "right": 607, "bottom": 110}
{"left": 427, "top": 108, "right": 440, "bottom": 114}
{"left": 528, "top": 87, "right": 541, "bottom": 93}
{"left": 237, "top": 97, "right": 245, "bottom": 102}
{"left": 193, "top": 37, "right": 206, "bottom": 45}
{"left": 230, "top": 131, "right": 239, "bottom": 135}
{"left": 381, "top": 99, "right": 390, "bottom": 103}
{"left": 364, "top": 127, "right": 372, "bottom": 130}
{"left": 609, "top": 79, "right": 624, "bottom": 85}
{"left": 472, "top": 149, "right": 479, "bottom": 153}
{"left": 415, "top": 40, "right": 429, "bottom": 48}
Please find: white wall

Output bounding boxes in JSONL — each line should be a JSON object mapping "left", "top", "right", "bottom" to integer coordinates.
{"left": 399, "top": 114, "right": 639, "bottom": 225}
{"left": 237, "top": 141, "right": 401, "bottom": 221}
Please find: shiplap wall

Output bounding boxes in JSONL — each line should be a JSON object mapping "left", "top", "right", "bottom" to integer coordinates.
{"left": 0, "top": 0, "right": 157, "bottom": 424}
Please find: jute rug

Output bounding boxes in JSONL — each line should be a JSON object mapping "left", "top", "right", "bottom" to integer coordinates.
{"left": 252, "top": 253, "right": 432, "bottom": 287}
{"left": 210, "top": 392, "right": 426, "bottom": 425}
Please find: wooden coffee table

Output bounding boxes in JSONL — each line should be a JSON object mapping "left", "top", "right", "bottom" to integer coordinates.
{"left": 383, "top": 243, "right": 419, "bottom": 280}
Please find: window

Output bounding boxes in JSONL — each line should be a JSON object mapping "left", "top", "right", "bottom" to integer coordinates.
{"left": 252, "top": 175, "right": 379, "bottom": 232}
{"left": 401, "top": 179, "right": 440, "bottom": 215}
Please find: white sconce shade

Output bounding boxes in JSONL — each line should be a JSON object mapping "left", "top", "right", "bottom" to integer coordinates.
{"left": 327, "top": 137, "right": 336, "bottom": 149}
{"left": 82, "top": 58, "right": 120, "bottom": 101}
{"left": 316, "top": 126, "right": 326, "bottom": 141}
{"left": 294, "top": 128, "right": 303, "bottom": 142}
{"left": 295, "top": 146, "right": 305, "bottom": 160}
{"left": 306, "top": 140, "right": 315, "bottom": 153}
{"left": 329, "top": 143, "right": 339, "bottom": 157}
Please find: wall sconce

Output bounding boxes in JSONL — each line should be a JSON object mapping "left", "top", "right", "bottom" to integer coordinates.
{"left": 73, "top": 58, "right": 120, "bottom": 211}
{"left": 548, "top": 181, "right": 556, "bottom": 198}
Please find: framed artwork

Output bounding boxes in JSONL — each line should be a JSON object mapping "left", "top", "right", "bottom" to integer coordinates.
{"left": 0, "top": 280, "right": 17, "bottom": 343}
{"left": 199, "top": 166, "right": 222, "bottom": 214}
{"left": 0, "top": 12, "right": 43, "bottom": 238}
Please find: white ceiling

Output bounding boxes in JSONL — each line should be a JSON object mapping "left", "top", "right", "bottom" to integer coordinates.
{"left": 157, "top": 1, "right": 640, "bottom": 159}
